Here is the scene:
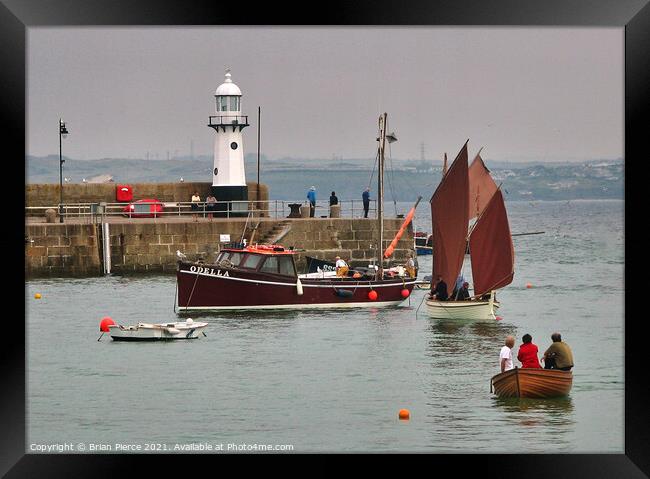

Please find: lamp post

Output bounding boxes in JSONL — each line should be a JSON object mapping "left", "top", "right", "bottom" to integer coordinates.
{"left": 59, "top": 118, "right": 69, "bottom": 223}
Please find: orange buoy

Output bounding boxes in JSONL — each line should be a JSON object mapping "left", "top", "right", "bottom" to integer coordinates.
{"left": 99, "top": 317, "right": 115, "bottom": 332}
{"left": 526, "top": 283, "right": 533, "bottom": 289}
{"left": 398, "top": 409, "right": 410, "bottom": 420}
{"left": 368, "top": 290, "right": 378, "bottom": 301}
{"left": 401, "top": 289, "right": 410, "bottom": 298}
{"left": 34, "top": 293, "right": 42, "bottom": 299}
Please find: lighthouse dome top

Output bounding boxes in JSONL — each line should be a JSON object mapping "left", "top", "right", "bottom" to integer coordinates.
{"left": 215, "top": 70, "right": 242, "bottom": 96}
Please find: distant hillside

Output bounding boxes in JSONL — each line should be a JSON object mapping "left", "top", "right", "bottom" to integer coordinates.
{"left": 25, "top": 155, "right": 623, "bottom": 202}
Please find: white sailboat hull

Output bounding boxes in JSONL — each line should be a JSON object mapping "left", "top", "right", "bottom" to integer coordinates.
{"left": 424, "top": 298, "right": 499, "bottom": 321}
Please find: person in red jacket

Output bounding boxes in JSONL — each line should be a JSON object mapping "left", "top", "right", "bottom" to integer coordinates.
{"left": 517, "top": 333, "right": 542, "bottom": 368}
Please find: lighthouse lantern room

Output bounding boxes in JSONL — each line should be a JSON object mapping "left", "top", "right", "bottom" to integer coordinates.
{"left": 208, "top": 69, "right": 249, "bottom": 216}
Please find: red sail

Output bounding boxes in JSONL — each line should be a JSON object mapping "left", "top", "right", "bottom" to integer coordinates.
{"left": 468, "top": 152, "right": 498, "bottom": 220}
{"left": 430, "top": 142, "right": 469, "bottom": 291}
{"left": 469, "top": 189, "right": 515, "bottom": 296}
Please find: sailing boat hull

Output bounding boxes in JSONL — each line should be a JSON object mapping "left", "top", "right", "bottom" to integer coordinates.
{"left": 424, "top": 298, "right": 499, "bottom": 321}
{"left": 491, "top": 368, "right": 573, "bottom": 398}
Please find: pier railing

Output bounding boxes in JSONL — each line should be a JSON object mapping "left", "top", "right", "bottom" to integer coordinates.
{"left": 25, "top": 199, "right": 379, "bottom": 221}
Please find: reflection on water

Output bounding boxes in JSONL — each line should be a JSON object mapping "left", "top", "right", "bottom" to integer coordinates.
{"left": 492, "top": 396, "right": 576, "bottom": 448}
{"left": 494, "top": 395, "right": 575, "bottom": 414}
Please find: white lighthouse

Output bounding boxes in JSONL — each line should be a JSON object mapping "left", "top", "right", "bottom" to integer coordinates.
{"left": 208, "top": 69, "right": 249, "bottom": 215}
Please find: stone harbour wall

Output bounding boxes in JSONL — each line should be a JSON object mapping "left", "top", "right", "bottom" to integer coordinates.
{"left": 24, "top": 218, "right": 415, "bottom": 278}
{"left": 25, "top": 182, "right": 269, "bottom": 212}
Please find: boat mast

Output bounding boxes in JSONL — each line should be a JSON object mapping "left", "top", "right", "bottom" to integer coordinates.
{"left": 377, "top": 113, "right": 387, "bottom": 279}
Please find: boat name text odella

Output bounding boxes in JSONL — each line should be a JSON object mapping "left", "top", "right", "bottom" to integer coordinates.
{"left": 188, "top": 265, "right": 230, "bottom": 277}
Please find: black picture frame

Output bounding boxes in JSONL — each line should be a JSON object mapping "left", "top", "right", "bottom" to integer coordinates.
{"left": 5, "top": 0, "right": 648, "bottom": 476}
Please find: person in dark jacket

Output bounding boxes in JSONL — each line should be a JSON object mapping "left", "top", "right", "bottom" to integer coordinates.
{"left": 452, "top": 281, "right": 471, "bottom": 300}
{"left": 362, "top": 187, "right": 370, "bottom": 218}
{"left": 431, "top": 275, "right": 448, "bottom": 301}
{"left": 329, "top": 191, "right": 339, "bottom": 206}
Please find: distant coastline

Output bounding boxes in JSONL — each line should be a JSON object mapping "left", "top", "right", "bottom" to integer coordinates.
{"left": 25, "top": 155, "right": 623, "bottom": 202}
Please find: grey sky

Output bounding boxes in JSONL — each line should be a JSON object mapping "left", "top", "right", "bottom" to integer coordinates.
{"left": 27, "top": 27, "right": 623, "bottom": 163}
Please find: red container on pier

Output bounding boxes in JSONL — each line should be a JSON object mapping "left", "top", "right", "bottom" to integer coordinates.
{"left": 116, "top": 185, "right": 133, "bottom": 202}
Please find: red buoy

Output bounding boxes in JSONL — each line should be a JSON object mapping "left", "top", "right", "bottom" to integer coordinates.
{"left": 368, "top": 290, "right": 378, "bottom": 301}
{"left": 99, "top": 317, "right": 115, "bottom": 332}
{"left": 495, "top": 316, "right": 503, "bottom": 321}
{"left": 401, "top": 289, "right": 410, "bottom": 298}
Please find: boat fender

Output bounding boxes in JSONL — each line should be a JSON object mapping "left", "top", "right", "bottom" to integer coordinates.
{"left": 368, "top": 290, "right": 378, "bottom": 301}
{"left": 296, "top": 278, "right": 304, "bottom": 296}
{"left": 335, "top": 289, "right": 354, "bottom": 298}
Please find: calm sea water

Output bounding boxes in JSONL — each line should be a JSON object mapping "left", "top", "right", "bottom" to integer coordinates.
{"left": 26, "top": 199, "right": 624, "bottom": 453}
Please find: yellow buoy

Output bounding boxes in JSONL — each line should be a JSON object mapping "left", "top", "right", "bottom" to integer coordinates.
{"left": 34, "top": 293, "right": 42, "bottom": 299}
{"left": 398, "top": 409, "right": 410, "bottom": 420}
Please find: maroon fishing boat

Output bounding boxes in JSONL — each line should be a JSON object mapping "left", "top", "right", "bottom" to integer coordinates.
{"left": 175, "top": 113, "right": 418, "bottom": 312}
{"left": 176, "top": 243, "right": 416, "bottom": 311}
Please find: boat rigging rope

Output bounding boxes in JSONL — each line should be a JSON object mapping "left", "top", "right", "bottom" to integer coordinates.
{"left": 173, "top": 278, "right": 178, "bottom": 313}
{"left": 414, "top": 293, "right": 427, "bottom": 319}
{"left": 185, "top": 267, "right": 201, "bottom": 309}
{"left": 386, "top": 142, "right": 398, "bottom": 216}
{"left": 367, "top": 150, "right": 379, "bottom": 190}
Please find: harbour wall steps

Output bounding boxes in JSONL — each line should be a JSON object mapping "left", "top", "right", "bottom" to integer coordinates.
{"left": 25, "top": 218, "right": 415, "bottom": 278}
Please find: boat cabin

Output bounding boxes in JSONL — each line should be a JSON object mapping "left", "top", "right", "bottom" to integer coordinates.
{"left": 215, "top": 244, "right": 297, "bottom": 278}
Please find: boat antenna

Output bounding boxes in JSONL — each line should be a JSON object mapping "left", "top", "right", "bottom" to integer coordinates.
{"left": 377, "top": 113, "right": 388, "bottom": 279}
{"left": 257, "top": 106, "right": 261, "bottom": 204}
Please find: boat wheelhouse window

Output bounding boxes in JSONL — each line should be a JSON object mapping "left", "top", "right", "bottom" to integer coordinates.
{"left": 216, "top": 252, "right": 228, "bottom": 262}
{"left": 278, "top": 256, "right": 296, "bottom": 277}
{"left": 260, "top": 256, "right": 279, "bottom": 274}
{"left": 240, "top": 254, "right": 263, "bottom": 270}
{"left": 227, "top": 252, "right": 243, "bottom": 266}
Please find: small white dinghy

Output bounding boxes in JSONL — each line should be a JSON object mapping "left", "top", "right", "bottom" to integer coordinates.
{"left": 107, "top": 318, "right": 208, "bottom": 341}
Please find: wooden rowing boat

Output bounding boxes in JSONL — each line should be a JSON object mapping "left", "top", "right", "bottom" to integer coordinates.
{"left": 490, "top": 368, "right": 573, "bottom": 398}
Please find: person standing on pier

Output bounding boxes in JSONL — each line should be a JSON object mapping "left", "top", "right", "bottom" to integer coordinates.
{"left": 362, "top": 187, "right": 370, "bottom": 218}
{"left": 329, "top": 191, "right": 339, "bottom": 206}
{"left": 206, "top": 193, "right": 217, "bottom": 221}
{"left": 307, "top": 186, "right": 317, "bottom": 218}
{"left": 191, "top": 191, "right": 201, "bottom": 222}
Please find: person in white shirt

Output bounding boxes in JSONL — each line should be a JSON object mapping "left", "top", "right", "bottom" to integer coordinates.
{"left": 335, "top": 255, "right": 349, "bottom": 277}
{"left": 499, "top": 336, "right": 516, "bottom": 372}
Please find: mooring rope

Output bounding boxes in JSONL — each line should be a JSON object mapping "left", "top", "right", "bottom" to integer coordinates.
{"left": 185, "top": 266, "right": 201, "bottom": 309}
